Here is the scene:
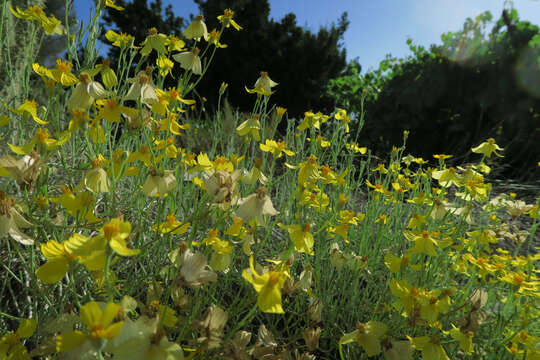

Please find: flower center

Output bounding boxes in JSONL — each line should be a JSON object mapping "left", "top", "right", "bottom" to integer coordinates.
{"left": 103, "top": 223, "right": 120, "bottom": 240}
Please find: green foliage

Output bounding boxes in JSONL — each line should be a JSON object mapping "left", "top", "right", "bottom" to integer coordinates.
{"left": 0, "top": 0, "right": 72, "bottom": 108}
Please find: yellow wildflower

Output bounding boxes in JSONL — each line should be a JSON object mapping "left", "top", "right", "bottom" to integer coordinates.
{"left": 218, "top": 9, "right": 242, "bottom": 30}
{"left": 184, "top": 14, "right": 209, "bottom": 41}
{"left": 56, "top": 302, "right": 124, "bottom": 352}
{"left": 242, "top": 256, "right": 287, "bottom": 314}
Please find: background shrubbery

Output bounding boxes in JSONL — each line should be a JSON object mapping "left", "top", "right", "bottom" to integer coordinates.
{"left": 325, "top": 10, "right": 540, "bottom": 181}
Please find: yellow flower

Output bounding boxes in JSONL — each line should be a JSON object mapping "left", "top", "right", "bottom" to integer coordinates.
{"left": 96, "top": 99, "right": 138, "bottom": 123}
{"left": 218, "top": 9, "right": 243, "bottom": 31}
{"left": 49, "top": 59, "right": 79, "bottom": 86}
{"left": 101, "top": 0, "right": 124, "bottom": 11}
{"left": 208, "top": 29, "right": 227, "bottom": 48}
{"left": 152, "top": 214, "right": 190, "bottom": 234}
{"left": 10, "top": 5, "right": 47, "bottom": 22}
{"left": 166, "top": 35, "right": 185, "bottom": 52}
{"left": 339, "top": 321, "right": 388, "bottom": 357}
{"left": 407, "top": 212, "right": 427, "bottom": 230}
{"left": 157, "top": 55, "right": 174, "bottom": 77}
{"left": 140, "top": 28, "right": 168, "bottom": 56}
{"left": 196, "top": 229, "right": 234, "bottom": 271}
{"left": 236, "top": 114, "right": 261, "bottom": 141}
{"left": 384, "top": 253, "right": 421, "bottom": 273}
{"left": 431, "top": 167, "right": 461, "bottom": 188}
{"left": 389, "top": 278, "right": 422, "bottom": 316}
{"left": 407, "top": 335, "right": 450, "bottom": 360}
{"left": 91, "top": 59, "right": 118, "bottom": 88}
{"left": 297, "top": 111, "right": 330, "bottom": 131}
{"left": 404, "top": 230, "right": 452, "bottom": 257}
{"left": 259, "top": 139, "right": 295, "bottom": 158}
{"left": 471, "top": 138, "right": 504, "bottom": 158}
{"left": 35, "top": 234, "right": 92, "bottom": 283}
{"left": 279, "top": 223, "right": 314, "bottom": 255}
{"left": 8, "top": 128, "right": 70, "bottom": 155}
{"left": 447, "top": 325, "right": 474, "bottom": 354}
{"left": 0, "top": 318, "right": 36, "bottom": 359}
{"left": 49, "top": 187, "right": 101, "bottom": 223}
{"left": 105, "top": 30, "right": 135, "bottom": 49}
{"left": 417, "top": 288, "right": 452, "bottom": 323}
{"left": 498, "top": 271, "right": 540, "bottom": 294}
{"left": 346, "top": 142, "right": 367, "bottom": 154}
{"left": 10, "top": 5, "right": 64, "bottom": 35}
{"left": 242, "top": 256, "right": 287, "bottom": 314}
{"left": 99, "top": 218, "right": 140, "bottom": 256}
{"left": 127, "top": 145, "right": 154, "bottom": 167}
{"left": 56, "top": 302, "right": 124, "bottom": 352}
{"left": 293, "top": 155, "right": 321, "bottom": 185}
{"left": 334, "top": 108, "right": 350, "bottom": 133}
{"left": 7, "top": 99, "right": 47, "bottom": 125}
{"left": 184, "top": 14, "right": 209, "bottom": 41}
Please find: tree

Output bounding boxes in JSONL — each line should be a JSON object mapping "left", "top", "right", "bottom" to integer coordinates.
{"left": 193, "top": 0, "right": 349, "bottom": 117}
{"left": 347, "top": 9, "right": 540, "bottom": 180}
{"left": 100, "top": 0, "right": 349, "bottom": 118}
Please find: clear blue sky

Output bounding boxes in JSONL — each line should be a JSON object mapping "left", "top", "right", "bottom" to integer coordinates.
{"left": 74, "top": 0, "right": 540, "bottom": 73}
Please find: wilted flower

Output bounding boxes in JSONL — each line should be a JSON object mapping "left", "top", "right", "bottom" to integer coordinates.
{"left": 184, "top": 14, "right": 209, "bottom": 41}
{"left": 142, "top": 169, "right": 177, "bottom": 197}
{"left": 303, "top": 327, "right": 321, "bottom": 351}
{"left": 67, "top": 73, "right": 108, "bottom": 111}
{"left": 0, "top": 152, "right": 43, "bottom": 191}
{"left": 81, "top": 154, "right": 110, "bottom": 193}
{"left": 219, "top": 331, "right": 252, "bottom": 360}
{"left": 254, "top": 71, "right": 278, "bottom": 93}
{"left": 0, "top": 191, "right": 34, "bottom": 245}
{"left": 252, "top": 325, "right": 289, "bottom": 358}
{"left": 235, "top": 187, "right": 279, "bottom": 225}
{"left": 173, "top": 47, "right": 202, "bottom": 75}
{"left": 192, "top": 304, "right": 228, "bottom": 350}
{"left": 125, "top": 68, "right": 159, "bottom": 105}
{"left": 203, "top": 169, "right": 242, "bottom": 206}
{"left": 170, "top": 246, "right": 217, "bottom": 288}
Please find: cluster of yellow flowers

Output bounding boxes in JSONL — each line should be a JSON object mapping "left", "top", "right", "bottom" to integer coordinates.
{"left": 1, "top": 2, "right": 539, "bottom": 360}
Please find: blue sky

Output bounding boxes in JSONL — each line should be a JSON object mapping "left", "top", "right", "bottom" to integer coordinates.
{"left": 74, "top": 0, "right": 540, "bottom": 73}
